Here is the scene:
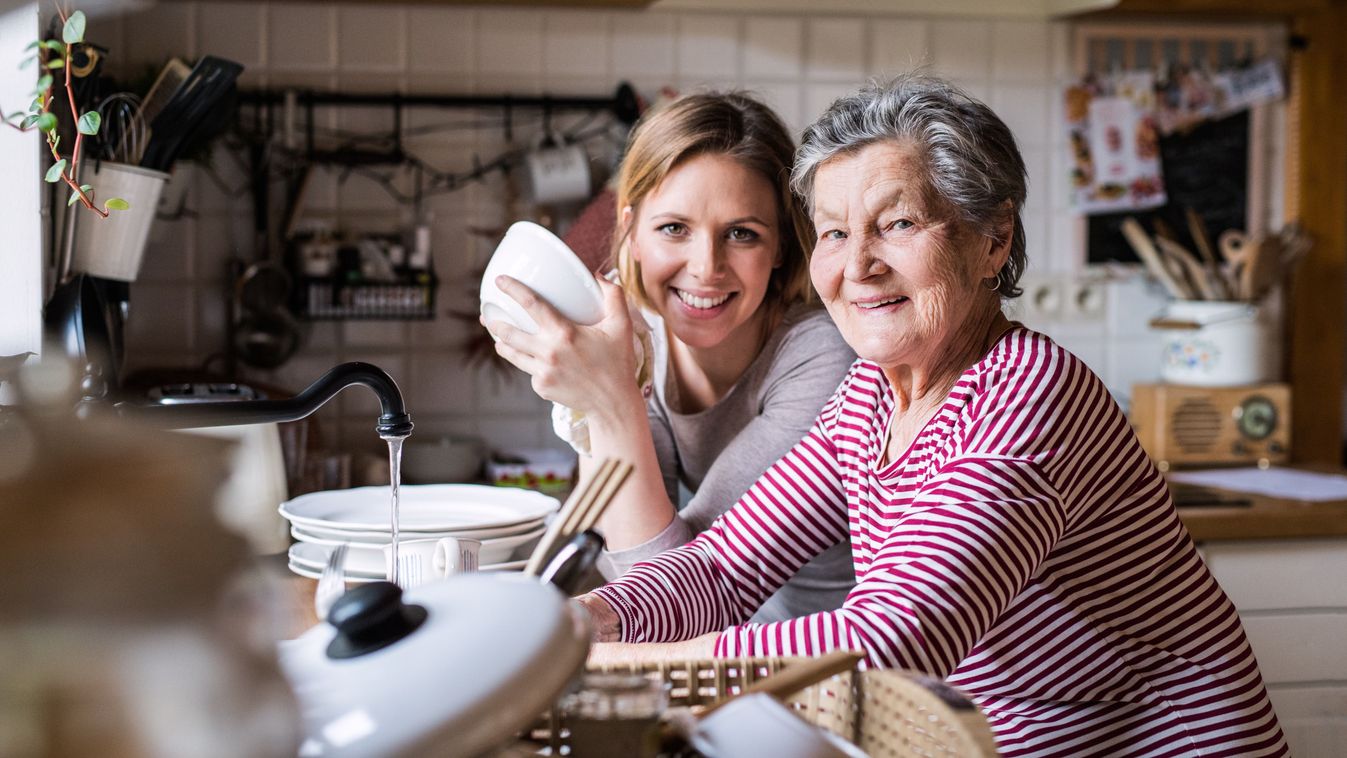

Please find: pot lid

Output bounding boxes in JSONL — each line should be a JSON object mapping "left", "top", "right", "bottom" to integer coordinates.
{"left": 278, "top": 573, "right": 588, "bottom": 757}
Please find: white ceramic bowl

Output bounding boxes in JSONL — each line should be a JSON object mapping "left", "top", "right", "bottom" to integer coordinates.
{"left": 480, "top": 221, "right": 603, "bottom": 334}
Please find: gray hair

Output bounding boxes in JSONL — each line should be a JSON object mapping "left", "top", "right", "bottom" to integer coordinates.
{"left": 792, "top": 74, "right": 1027, "bottom": 298}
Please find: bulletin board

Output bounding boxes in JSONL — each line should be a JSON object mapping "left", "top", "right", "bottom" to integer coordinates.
{"left": 1072, "top": 22, "right": 1280, "bottom": 267}
{"left": 1086, "top": 110, "right": 1249, "bottom": 264}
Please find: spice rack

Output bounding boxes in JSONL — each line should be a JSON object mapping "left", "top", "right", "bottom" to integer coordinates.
{"left": 295, "top": 272, "right": 437, "bottom": 320}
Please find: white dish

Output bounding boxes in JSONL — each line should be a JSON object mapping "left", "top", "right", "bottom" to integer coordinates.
{"left": 280, "top": 483, "right": 558, "bottom": 532}
{"left": 479, "top": 221, "right": 603, "bottom": 335}
{"left": 290, "top": 525, "right": 544, "bottom": 570}
{"left": 288, "top": 549, "right": 527, "bottom": 582}
{"left": 289, "top": 514, "right": 544, "bottom": 543}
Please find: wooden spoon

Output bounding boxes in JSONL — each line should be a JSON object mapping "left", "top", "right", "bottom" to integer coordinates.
{"left": 1122, "top": 217, "right": 1190, "bottom": 299}
{"left": 1156, "top": 237, "right": 1221, "bottom": 300}
{"left": 1240, "top": 235, "right": 1282, "bottom": 302}
{"left": 1218, "top": 230, "right": 1252, "bottom": 299}
{"left": 1185, "top": 207, "right": 1219, "bottom": 267}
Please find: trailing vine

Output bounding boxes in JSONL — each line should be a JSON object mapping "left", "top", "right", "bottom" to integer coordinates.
{"left": 3, "top": 8, "right": 127, "bottom": 217}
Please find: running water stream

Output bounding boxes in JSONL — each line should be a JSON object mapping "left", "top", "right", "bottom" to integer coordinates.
{"left": 383, "top": 434, "right": 406, "bottom": 586}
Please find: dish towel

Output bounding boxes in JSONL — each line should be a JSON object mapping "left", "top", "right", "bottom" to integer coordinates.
{"left": 551, "top": 313, "right": 654, "bottom": 456}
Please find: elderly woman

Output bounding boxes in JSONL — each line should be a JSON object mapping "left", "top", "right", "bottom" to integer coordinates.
{"left": 578, "top": 76, "right": 1287, "bottom": 756}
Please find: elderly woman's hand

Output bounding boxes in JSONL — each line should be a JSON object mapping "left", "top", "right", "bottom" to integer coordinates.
{"left": 576, "top": 593, "right": 623, "bottom": 642}
{"left": 482, "top": 274, "right": 642, "bottom": 421}
{"left": 577, "top": 594, "right": 719, "bottom": 662}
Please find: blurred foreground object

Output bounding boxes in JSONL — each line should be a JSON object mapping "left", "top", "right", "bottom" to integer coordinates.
{"left": 0, "top": 358, "right": 299, "bottom": 758}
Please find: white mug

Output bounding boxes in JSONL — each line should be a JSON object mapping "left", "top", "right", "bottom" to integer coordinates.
{"left": 382, "top": 537, "right": 481, "bottom": 589}
{"left": 524, "top": 136, "right": 591, "bottom": 205}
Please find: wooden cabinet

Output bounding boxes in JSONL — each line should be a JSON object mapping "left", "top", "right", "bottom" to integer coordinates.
{"left": 1200, "top": 539, "right": 1347, "bottom": 757}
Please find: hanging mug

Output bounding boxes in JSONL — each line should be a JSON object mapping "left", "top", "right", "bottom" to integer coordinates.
{"left": 524, "top": 132, "right": 591, "bottom": 206}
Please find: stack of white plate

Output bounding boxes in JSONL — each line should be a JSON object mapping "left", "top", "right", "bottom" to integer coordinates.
{"left": 280, "top": 484, "right": 558, "bottom": 583}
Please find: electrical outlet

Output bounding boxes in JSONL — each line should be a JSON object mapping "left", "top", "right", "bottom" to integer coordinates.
{"left": 1067, "top": 279, "right": 1106, "bottom": 322}
{"left": 1016, "top": 276, "right": 1064, "bottom": 323}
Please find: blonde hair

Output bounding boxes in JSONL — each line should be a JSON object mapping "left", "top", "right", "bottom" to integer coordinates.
{"left": 612, "top": 92, "right": 814, "bottom": 312}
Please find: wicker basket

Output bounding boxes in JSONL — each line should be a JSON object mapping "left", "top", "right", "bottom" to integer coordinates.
{"left": 528, "top": 657, "right": 998, "bottom": 757}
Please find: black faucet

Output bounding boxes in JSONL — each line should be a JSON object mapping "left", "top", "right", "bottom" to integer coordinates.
{"left": 122, "top": 361, "right": 413, "bottom": 438}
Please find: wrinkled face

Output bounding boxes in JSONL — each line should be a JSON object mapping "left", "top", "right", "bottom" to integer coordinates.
{"left": 629, "top": 153, "right": 781, "bottom": 350}
{"left": 808, "top": 141, "right": 996, "bottom": 370}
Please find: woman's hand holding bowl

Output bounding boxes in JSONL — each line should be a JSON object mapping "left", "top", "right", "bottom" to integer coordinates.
{"left": 483, "top": 274, "right": 642, "bottom": 421}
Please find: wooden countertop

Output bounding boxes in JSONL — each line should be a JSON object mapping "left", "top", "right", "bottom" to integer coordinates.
{"left": 1179, "top": 498, "right": 1347, "bottom": 541}
{"left": 1174, "top": 466, "right": 1347, "bottom": 541}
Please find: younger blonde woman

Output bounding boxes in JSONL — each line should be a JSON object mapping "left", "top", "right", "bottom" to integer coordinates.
{"left": 485, "top": 93, "right": 855, "bottom": 620}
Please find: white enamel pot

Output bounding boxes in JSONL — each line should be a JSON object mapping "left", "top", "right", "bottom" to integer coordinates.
{"left": 277, "top": 573, "right": 589, "bottom": 757}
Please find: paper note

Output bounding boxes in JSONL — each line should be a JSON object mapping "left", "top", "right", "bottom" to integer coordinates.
{"left": 1168, "top": 468, "right": 1347, "bottom": 502}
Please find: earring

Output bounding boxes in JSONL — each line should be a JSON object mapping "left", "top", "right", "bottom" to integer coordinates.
{"left": 983, "top": 270, "right": 1003, "bottom": 291}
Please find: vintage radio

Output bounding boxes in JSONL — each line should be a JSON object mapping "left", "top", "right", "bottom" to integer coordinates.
{"left": 1129, "top": 382, "right": 1291, "bottom": 470}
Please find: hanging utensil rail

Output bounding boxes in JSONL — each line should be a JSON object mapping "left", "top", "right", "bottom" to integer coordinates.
{"left": 238, "top": 81, "right": 641, "bottom": 143}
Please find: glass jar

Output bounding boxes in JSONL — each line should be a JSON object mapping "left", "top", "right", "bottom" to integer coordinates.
{"left": 557, "top": 673, "right": 668, "bottom": 757}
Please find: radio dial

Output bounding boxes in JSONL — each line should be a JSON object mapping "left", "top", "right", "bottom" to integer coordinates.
{"left": 1234, "top": 395, "right": 1278, "bottom": 441}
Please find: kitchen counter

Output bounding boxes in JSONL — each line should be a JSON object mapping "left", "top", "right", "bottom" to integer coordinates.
{"left": 1173, "top": 466, "right": 1347, "bottom": 541}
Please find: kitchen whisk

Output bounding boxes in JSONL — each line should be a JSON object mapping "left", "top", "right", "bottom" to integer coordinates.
{"left": 94, "top": 92, "right": 148, "bottom": 165}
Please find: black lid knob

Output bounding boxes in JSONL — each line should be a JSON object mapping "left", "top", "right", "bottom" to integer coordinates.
{"left": 325, "top": 581, "right": 428, "bottom": 660}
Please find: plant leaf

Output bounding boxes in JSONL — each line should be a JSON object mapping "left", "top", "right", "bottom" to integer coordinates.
{"left": 62, "top": 11, "right": 85, "bottom": 45}
{"left": 46, "top": 58, "right": 65, "bottom": 69}
{"left": 105, "top": 198, "right": 130, "bottom": 211}
{"left": 34, "top": 112, "right": 56, "bottom": 132}
{"left": 77, "top": 111, "right": 100, "bottom": 136}
{"left": 80, "top": 184, "right": 92, "bottom": 192}
{"left": 20, "top": 114, "right": 39, "bottom": 129}
{"left": 42, "top": 39, "right": 65, "bottom": 52}
{"left": 68, "top": 190, "right": 81, "bottom": 207}
{"left": 20, "top": 55, "right": 36, "bottom": 69}
{"left": 45, "top": 159, "right": 66, "bottom": 183}
{"left": 25, "top": 40, "right": 39, "bottom": 51}
{"left": 34, "top": 74, "right": 52, "bottom": 92}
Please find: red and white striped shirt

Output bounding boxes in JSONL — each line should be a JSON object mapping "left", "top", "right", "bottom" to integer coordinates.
{"left": 592, "top": 327, "right": 1287, "bottom": 757}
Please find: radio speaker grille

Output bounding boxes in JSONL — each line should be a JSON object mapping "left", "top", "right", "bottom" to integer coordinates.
{"left": 1172, "top": 398, "right": 1222, "bottom": 452}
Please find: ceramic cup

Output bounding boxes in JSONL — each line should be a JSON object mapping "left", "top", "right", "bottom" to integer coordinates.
{"left": 383, "top": 537, "right": 481, "bottom": 588}
{"left": 524, "top": 136, "right": 591, "bottom": 205}
{"left": 480, "top": 221, "right": 604, "bottom": 334}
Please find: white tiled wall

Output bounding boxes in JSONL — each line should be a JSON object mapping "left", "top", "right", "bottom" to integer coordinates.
{"left": 98, "top": 2, "right": 1279, "bottom": 458}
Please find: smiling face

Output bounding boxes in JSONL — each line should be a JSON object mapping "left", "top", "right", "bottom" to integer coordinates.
{"left": 808, "top": 140, "right": 1005, "bottom": 372}
{"left": 628, "top": 152, "right": 781, "bottom": 351}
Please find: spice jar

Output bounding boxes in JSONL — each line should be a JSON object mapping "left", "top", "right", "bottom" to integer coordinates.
{"left": 558, "top": 673, "right": 668, "bottom": 758}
